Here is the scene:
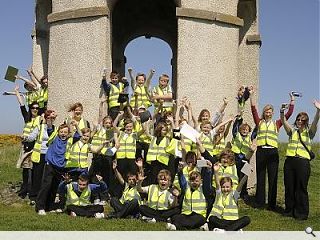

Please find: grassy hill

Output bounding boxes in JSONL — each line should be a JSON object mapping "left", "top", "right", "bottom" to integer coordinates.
{"left": 0, "top": 142, "right": 319, "bottom": 231}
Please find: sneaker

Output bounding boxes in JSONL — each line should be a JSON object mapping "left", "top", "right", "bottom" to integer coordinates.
{"left": 141, "top": 216, "right": 152, "bottom": 221}
{"left": 99, "top": 200, "right": 106, "bottom": 206}
{"left": 38, "top": 209, "right": 46, "bottom": 216}
{"left": 55, "top": 208, "right": 63, "bottom": 213}
{"left": 147, "top": 218, "right": 156, "bottom": 223}
{"left": 70, "top": 211, "right": 77, "bottom": 217}
{"left": 166, "top": 223, "right": 176, "bottom": 231}
{"left": 200, "top": 223, "right": 209, "bottom": 231}
{"left": 93, "top": 199, "right": 101, "bottom": 205}
{"left": 213, "top": 228, "right": 225, "bottom": 232}
{"left": 94, "top": 212, "right": 105, "bottom": 219}
{"left": 30, "top": 200, "right": 36, "bottom": 206}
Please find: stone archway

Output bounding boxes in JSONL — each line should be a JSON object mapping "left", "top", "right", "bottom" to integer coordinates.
{"left": 111, "top": 0, "right": 178, "bottom": 93}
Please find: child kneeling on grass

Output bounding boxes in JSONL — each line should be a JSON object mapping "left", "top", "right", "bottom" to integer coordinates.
{"left": 107, "top": 158, "right": 144, "bottom": 219}
{"left": 56, "top": 173, "right": 107, "bottom": 218}
{"left": 207, "top": 163, "right": 251, "bottom": 231}
{"left": 137, "top": 169, "right": 180, "bottom": 223}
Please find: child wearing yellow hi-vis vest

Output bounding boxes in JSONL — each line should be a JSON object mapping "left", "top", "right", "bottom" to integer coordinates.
{"left": 207, "top": 163, "right": 250, "bottom": 231}
{"left": 107, "top": 158, "right": 144, "bottom": 219}
{"left": 166, "top": 162, "right": 213, "bottom": 231}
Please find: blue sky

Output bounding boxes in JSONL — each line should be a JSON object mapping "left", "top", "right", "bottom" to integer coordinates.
{"left": 0, "top": 0, "right": 319, "bottom": 141}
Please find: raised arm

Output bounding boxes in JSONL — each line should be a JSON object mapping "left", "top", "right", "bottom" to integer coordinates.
{"left": 309, "top": 100, "right": 320, "bottom": 138}
{"left": 236, "top": 175, "right": 248, "bottom": 193}
{"left": 213, "top": 163, "right": 221, "bottom": 190}
{"left": 112, "top": 160, "right": 125, "bottom": 185}
{"left": 14, "top": 85, "right": 24, "bottom": 106}
{"left": 127, "top": 68, "right": 135, "bottom": 91}
{"left": 15, "top": 75, "right": 37, "bottom": 90}
{"left": 280, "top": 105, "right": 292, "bottom": 136}
{"left": 145, "top": 69, "right": 155, "bottom": 89}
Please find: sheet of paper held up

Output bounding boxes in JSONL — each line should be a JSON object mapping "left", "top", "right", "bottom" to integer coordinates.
{"left": 241, "top": 162, "right": 253, "bottom": 176}
{"left": 180, "top": 123, "right": 200, "bottom": 143}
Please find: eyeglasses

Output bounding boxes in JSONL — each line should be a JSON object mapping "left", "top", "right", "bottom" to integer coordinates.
{"left": 31, "top": 107, "right": 39, "bottom": 110}
{"left": 296, "top": 118, "right": 306, "bottom": 122}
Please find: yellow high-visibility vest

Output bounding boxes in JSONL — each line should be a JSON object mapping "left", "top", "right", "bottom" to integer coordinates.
{"left": 212, "top": 165, "right": 238, "bottom": 190}
{"left": 37, "top": 87, "right": 48, "bottom": 108}
{"left": 22, "top": 115, "right": 41, "bottom": 137}
{"left": 146, "top": 136, "right": 171, "bottom": 165}
{"left": 65, "top": 141, "right": 89, "bottom": 168}
{"left": 182, "top": 186, "right": 207, "bottom": 217}
{"left": 286, "top": 129, "right": 312, "bottom": 160}
{"left": 109, "top": 83, "right": 124, "bottom": 108}
{"left": 210, "top": 191, "right": 239, "bottom": 220}
{"left": 199, "top": 133, "right": 214, "bottom": 155}
{"left": 147, "top": 184, "right": 171, "bottom": 210}
{"left": 120, "top": 183, "right": 141, "bottom": 204}
{"left": 231, "top": 132, "right": 252, "bottom": 157}
{"left": 153, "top": 86, "right": 173, "bottom": 112}
{"left": 257, "top": 120, "right": 278, "bottom": 148}
{"left": 130, "top": 85, "right": 151, "bottom": 108}
{"left": 116, "top": 131, "right": 136, "bottom": 159}
{"left": 212, "top": 135, "right": 226, "bottom": 156}
{"left": 66, "top": 183, "right": 91, "bottom": 206}
{"left": 65, "top": 117, "right": 88, "bottom": 131}
{"left": 26, "top": 91, "right": 39, "bottom": 106}
{"left": 134, "top": 121, "right": 150, "bottom": 144}
{"left": 31, "top": 124, "right": 45, "bottom": 163}
{"left": 91, "top": 127, "right": 114, "bottom": 155}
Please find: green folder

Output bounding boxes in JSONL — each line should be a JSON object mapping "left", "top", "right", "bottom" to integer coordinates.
{"left": 4, "top": 66, "right": 18, "bottom": 82}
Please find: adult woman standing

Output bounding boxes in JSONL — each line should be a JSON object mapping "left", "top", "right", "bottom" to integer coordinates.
{"left": 249, "top": 88, "right": 295, "bottom": 209}
{"left": 280, "top": 100, "right": 319, "bottom": 220}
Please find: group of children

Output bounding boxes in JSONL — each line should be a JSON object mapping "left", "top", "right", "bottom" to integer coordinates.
{"left": 7, "top": 67, "right": 320, "bottom": 231}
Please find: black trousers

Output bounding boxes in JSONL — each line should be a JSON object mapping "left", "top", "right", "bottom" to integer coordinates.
{"left": 117, "top": 158, "right": 138, "bottom": 179}
{"left": 66, "top": 204, "right": 104, "bottom": 217}
{"left": 110, "top": 197, "right": 139, "bottom": 218}
{"left": 147, "top": 157, "right": 176, "bottom": 185}
{"left": 89, "top": 154, "right": 112, "bottom": 201}
{"left": 139, "top": 205, "right": 180, "bottom": 222}
{"left": 35, "top": 163, "right": 65, "bottom": 211}
{"left": 18, "top": 168, "right": 32, "bottom": 198}
{"left": 235, "top": 154, "right": 248, "bottom": 197}
{"left": 208, "top": 216, "right": 250, "bottom": 231}
{"left": 109, "top": 106, "right": 120, "bottom": 121}
{"left": 255, "top": 147, "right": 279, "bottom": 208}
{"left": 284, "top": 156, "right": 310, "bottom": 220}
{"left": 29, "top": 154, "right": 46, "bottom": 201}
{"left": 171, "top": 212, "right": 206, "bottom": 230}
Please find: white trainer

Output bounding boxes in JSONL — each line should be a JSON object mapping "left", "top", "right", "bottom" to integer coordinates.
{"left": 93, "top": 199, "right": 101, "bottom": 205}
{"left": 95, "top": 212, "right": 105, "bottom": 219}
{"left": 38, "top": 209, "right": 46, "bottom": 216}
{"left": 147, "top": 218, "right": 156, "bottom": 223}
{"left": 55, "top": 209, "right": 63, "bottom": 213}
{"left": 200, "top": 223, "right": 209, "bottom": 231}
{"left": 99, "top": 200, "right": 106, "bottom": 206}
{"left": 166, "top": 223, "right": 177, "bottom": 231}
{"left": 70, "top": 211, "right": 77, "bottom": 217}
{"left": 213, "top": 228, "right": 225, "bottom": 232}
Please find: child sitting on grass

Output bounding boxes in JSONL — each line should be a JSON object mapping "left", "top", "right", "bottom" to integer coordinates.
{"left": 137, "top": 169, "right": 180, "bottom": 223}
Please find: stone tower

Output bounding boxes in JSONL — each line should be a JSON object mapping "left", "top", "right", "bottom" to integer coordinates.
{"left": 33, "top": 0, "right": 260, "bottom": 123}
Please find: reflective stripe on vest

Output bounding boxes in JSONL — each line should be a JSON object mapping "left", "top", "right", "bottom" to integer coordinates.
{"left": 66, "top": 142, "right": 89, "bottom": 168}
{"left": 65, "top": 117, "right": 88, "bottom": 131}
{"left": 37, "top": 87, "right": 48, "bottom": 108}
{"left": 212, "top": 165, "right": 238, "bottom": 190}
{"left": 91, "top": 128, "right": 114, "bottom": 155}
{"left": 212, "top": 136, "right": 226, "bottom": 155}
{"left": 200, "top": 133, "right": 214, "bottom": 155}
{"left": 116, "top": 132, "right": 136, "bottom": 159}
{"left": 109, "top": 83, "right": 124, "bottom": 108}
{"left": 210, "top": 192, "right": 239, "bottom": 220}
{"left": 130, "top": 85, "right": 151, "bottom": 108}
{"left": 182, "top": 186, "right": 207, "bottom": 217}
{"left": 120, "top": 183, "right": 141, "bottom": 204}
{"left": 147, "top": 184, "right": 171, "bottom": 210}
{"left": 134, "top": 121, "right": 150, "bottom": 143}
{"left": 22, "top": 115, "right": 41, "bottom": 137}
{"left": 66, "top": 183, "right": 91, "bottom": 206}
{"left": 31, "top": 123, "right": 45, "bottom": 163}
{"left": 146, "top": 137, "right": 170, "bottom": 165}
{"left": 257, "top": 120, "right": 278, "bottom": 148}
{"left": 154, "top": 86, "right": 173, "bottom": 112}
{"left": 286, "top": 129, "right": 312, "bottom": 160}
{"left": 231, "top": 132, "right": 252, "bottom": 156}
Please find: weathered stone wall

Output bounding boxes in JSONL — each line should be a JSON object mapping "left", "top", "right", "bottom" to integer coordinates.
{"left": 46, "top": 0, "right": 111, "bottom": 124}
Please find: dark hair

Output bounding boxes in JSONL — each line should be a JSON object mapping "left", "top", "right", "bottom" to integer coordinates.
{"left": 186, "top": 151, "right": 196, "bottom": 164}
{"left": 220, "top": 176, "right": 233, "bottom": 187}
{"left": 136, "top": 73, "right": 146, "bottom": 81}
{"left": 219, "top": 149, "right": 235, "bottom": 166}
{"left": 78, "top": 173, "right": 90, "bottom": 182}
{"left": 68, "top": 102, "right": 83, "bottom": 112}
{"left": 110, "top": 71, "right": 119, "bottom": 79}
{"left": 58, "top": 123, "right": 70, "bottom": 132}
{"left": 154, "top": 122, "right": 167, "bottom": 137}
{"left": 294, "top": 112, "right": 309, "bottom": 127}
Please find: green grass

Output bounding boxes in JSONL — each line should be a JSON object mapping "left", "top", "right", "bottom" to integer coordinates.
{"left": 0, "top": 144, "right": 319, "bottom": 231}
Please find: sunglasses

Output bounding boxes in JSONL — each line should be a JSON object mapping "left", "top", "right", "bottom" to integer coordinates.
{"left": 31, "top": 107, "right": 39, "bottom": 110}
